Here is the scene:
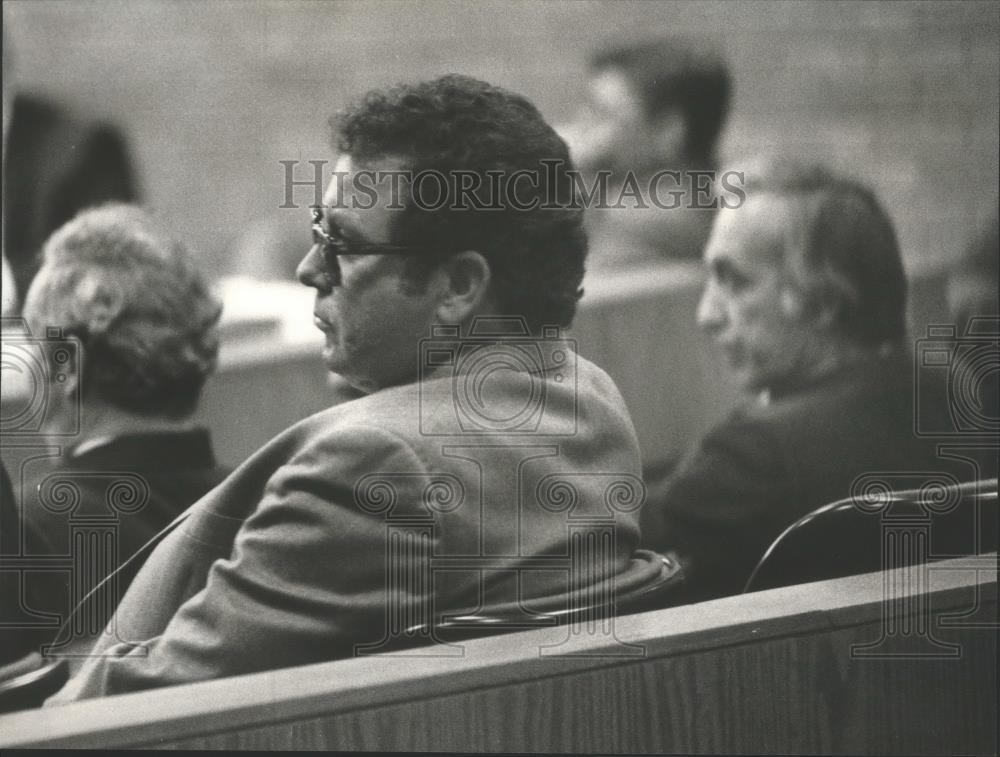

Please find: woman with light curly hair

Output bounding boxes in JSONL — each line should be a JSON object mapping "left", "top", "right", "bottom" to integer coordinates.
{"left": 23, "top": 203, "right": 222, "bottom": 426}
{"left": 6, "top": 204, "right": 230, "bottom": 664}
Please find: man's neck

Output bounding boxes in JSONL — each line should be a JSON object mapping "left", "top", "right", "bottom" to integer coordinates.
{"left": 765, "top": 339, "right": 886, "bottom": 402}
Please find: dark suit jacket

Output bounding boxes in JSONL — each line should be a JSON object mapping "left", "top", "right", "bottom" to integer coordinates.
{"left": 0, "top": 462, "right": 31, "bottom": 664}
{"left": 48, "top": 351, "right": 656, "bottom": 702}
{"left": 3, "top": 93, "right": 138, "bottom": 301}
{"left": 0, "top": 463, "right": 16, "bottom": 556}
{"left": 640, "top": 351, "right": 996, "bottom": 602}
{"left": 2, "top": 429, "right": 227, "bottom": 664}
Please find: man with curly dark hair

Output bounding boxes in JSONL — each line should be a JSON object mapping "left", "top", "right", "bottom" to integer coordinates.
{"left": 46, "top": 76, "right": 659, "bottom": 703}
{"left": 330, "top": 74, "right": 588, "bottom": 333}
{"left": 303, "top": 75, "right": 592, "bottom": 392}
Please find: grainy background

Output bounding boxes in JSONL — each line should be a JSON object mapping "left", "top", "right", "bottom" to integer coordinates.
{"left": 4, "top": 0, "right": 998, "bottom": 278}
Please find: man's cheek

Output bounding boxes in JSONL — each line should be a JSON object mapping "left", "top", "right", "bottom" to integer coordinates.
{"left": 741, "top": 332, "right": 776, "bottom": 371}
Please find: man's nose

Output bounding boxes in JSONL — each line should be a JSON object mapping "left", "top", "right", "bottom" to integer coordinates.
{"left": 696, "top": 282, "right": 725, "bottom": 334}
{"left": 296, "top": 244, "right": 327, "bottom": 290}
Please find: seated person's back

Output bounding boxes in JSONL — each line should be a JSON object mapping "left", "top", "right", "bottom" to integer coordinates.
{"left": 2, "top": 205, "right": 228, "bottom": 662}
{"left": 641, "top": 159, "right": 997, "bottom": 602}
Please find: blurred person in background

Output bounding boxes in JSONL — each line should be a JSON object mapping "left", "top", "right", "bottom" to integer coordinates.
{"left": 227, "top": 206, "right": 310, "bottom": 282}
{"left": 640, "top": 159, "right": 996, "bottom": 602}
{"left": 0, "top": 204, "right": 228, "bottom": 665}
{"left": 945, "top": 209, "right": 999, "bottom": 427}
{"left": 0, "top": 461, "right": 27, "bottom": 666}
{"left": 559, "top": 36, "right": 732, "bottom": 267}
{"left": 2, "top": 31, "right": 139, "bottom": 313}
{"left": 1, "top": 253, "right": 15, "bottom": 316}
{"left": 948, "top": 210, "right": 999, "bottom": 332}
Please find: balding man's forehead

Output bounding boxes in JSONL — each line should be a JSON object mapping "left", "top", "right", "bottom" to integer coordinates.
{"left": 708, "top": 193, "right": 788, "bottom": 266}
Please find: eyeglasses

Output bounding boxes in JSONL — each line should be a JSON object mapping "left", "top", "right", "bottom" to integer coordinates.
{"left": 310, "top": 207, "right": 425, "bottom": 287}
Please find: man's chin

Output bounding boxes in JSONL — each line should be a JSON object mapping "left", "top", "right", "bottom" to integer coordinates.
{"left": 320, "top": 351, "right": 378, "bottom": 394}
{"left": 321, "top": 345, "right": 349, "bottom": 377}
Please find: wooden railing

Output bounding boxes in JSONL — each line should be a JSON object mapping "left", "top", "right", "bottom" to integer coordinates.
{"left": 1, "top": 554, "right": 994, "bottom": 753}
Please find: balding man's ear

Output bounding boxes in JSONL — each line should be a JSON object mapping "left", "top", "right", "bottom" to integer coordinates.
{"left": 435, "top": 250, "right": 492, "bottom": 324}
{"left": 784, "top": 286, "right": 838, "bottom": 329}
{"left": 812, "top": 298, "right": 840, "bottom": 329}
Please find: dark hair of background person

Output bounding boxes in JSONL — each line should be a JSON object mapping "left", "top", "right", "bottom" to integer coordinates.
{"left": 22, "top": 204, "right": 222, "bottom": 418}
{"left": 950, "top": 210, "right": 999, "bottom": 330}
{"left": 590, "top": 36, "right": 731, "bottom": 167}
{"left": 3, "top": 88, "right": 139, "bottom": 306}
{"left": 740, "top": 159, "right": 908, "bottom": 349}
{"left": 331, "top": 74, "right": 588, "bottom": 331}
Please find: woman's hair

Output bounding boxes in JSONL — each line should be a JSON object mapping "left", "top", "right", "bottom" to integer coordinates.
{"left": 24, "top": 203, "right": 222, "bottom": 417}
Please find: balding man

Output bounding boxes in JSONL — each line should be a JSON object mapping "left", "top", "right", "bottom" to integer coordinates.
{"left": 641, "top": 160, "right": 995, "bottom": 601}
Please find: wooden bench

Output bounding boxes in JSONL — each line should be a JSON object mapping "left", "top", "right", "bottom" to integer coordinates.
{"left": 1, "top": 553, "right": 993, "bottom": 753}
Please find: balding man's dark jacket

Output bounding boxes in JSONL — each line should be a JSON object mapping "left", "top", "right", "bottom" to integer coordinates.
{"left": 640, "top": 350, "right": 996, "bottom": 601}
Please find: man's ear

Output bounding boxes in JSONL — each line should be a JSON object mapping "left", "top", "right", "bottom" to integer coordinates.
{"left": 434, "top": 250, "right": 492, "bottom": 324}
{"left": 811, "top": 298, "right": 840, "bottom": 329}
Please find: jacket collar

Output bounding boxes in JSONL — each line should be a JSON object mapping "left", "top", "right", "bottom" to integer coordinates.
{"left": 67, "top": 428, "right": 216, "bottom": 470}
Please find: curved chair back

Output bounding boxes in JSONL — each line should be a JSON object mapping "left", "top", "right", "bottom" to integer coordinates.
{"left": 744, "top": 478, "right": 998, "bottom": 594}
{"left": 395, "top": 550, "right": 686, "bottom": 649}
